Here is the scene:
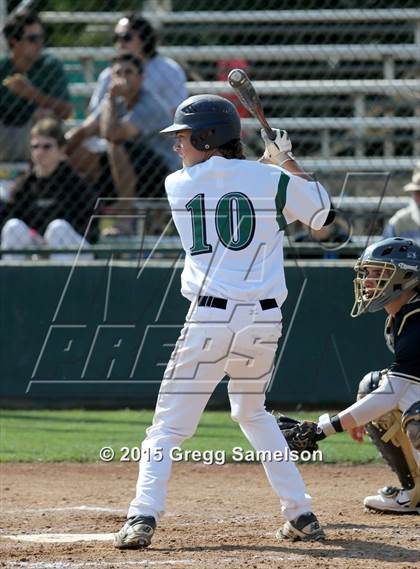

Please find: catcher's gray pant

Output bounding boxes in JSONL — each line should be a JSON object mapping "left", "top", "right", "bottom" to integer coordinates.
{"left": 349, "top": 373, "right": 420, "bottom": 437}
{"left": 128, "top": 300, "right": 312, "bottom": 523}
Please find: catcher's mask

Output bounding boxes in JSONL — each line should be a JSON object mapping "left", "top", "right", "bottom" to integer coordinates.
{"left": 160, "top": 94, "right": 241, "bottom": 151}
{"left": 351, "top": 237, "right": 419, "bottom": 317}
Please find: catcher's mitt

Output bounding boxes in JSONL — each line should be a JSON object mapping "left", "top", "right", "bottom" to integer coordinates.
{"left": 274, "top": 414, "right": 326, "bottom": 454}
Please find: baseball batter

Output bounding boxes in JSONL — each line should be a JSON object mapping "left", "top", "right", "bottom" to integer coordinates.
{"left": 281, "top": 237, "right": 420, "bottom": 514}
{"left": 114, "top": 94, "right": 334, "bottom": 549}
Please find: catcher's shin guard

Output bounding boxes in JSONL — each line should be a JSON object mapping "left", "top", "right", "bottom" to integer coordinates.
{"left": 365, "top": 420, "right": 415, "bottom": 490}
{"left": 358, "top": 372, "right": 420, "bottom": 508}
{"left": 366, "top": 409, "right": 420, "bottom": 508}
{"left": 402, "top": 400, "right": 420, "bottom": 451}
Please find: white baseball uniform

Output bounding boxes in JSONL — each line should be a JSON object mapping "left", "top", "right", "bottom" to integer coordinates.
{"left": 128, "top": 156, "right": 331, "bottom": 523}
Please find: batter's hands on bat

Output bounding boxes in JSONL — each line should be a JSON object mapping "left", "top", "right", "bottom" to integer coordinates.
{"left": 261, "top": 128, "right": 293, "bottom": 165}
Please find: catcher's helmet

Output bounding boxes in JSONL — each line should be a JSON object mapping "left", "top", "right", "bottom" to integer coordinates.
{"left": 160, "top": 94, "right": 241, "bottom": 151}
{"left": 351, "top": 237, "right": 419, "bottom": 317}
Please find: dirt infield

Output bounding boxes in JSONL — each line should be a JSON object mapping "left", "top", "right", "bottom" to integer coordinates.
{"left": 1, "top": 462, "right": 419, "bottom": 569}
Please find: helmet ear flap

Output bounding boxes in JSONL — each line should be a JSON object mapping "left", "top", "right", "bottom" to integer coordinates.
{"left": 191, "top": 128, "right": 216, "bottom": 151}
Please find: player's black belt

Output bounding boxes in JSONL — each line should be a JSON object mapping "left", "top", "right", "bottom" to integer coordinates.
{"left": 259, "top": 298, "right": 278, "bottom": 311}
{"left": 198, "top": 296, "right": 278, "bottom": 311}
{"left": 198, "top": 296, "right": 227, "bottom": 309}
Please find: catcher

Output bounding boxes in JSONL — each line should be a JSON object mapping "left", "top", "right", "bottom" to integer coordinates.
{"left": 278, "top": 237, "right": 420, "bottom": 514}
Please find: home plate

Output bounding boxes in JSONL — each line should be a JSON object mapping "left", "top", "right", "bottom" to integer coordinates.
{"left": 4, "top": 533, "right": 114, "bottom": 543}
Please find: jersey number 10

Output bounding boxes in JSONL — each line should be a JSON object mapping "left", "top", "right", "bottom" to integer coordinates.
{"left": 185, "top": 192, "right": 256, "bottom": 255}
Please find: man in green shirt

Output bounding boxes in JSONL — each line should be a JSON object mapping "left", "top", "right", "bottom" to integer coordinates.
{"left": 0, "top": 9, "right": 71, "bottom": 161}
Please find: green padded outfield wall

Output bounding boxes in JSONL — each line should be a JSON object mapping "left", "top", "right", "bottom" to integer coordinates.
{"left": 0, "top": 262, "right": 390, "bottom": 408}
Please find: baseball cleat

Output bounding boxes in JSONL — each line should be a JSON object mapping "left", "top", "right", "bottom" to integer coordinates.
{"left": 276, "top": 512, "right": 326, "bottom": 542}
{"left": 113, "top": 515, "right": 156, "bottom": 549}
{"left": 364, "top": 486, "right": 420, "bottom": 514}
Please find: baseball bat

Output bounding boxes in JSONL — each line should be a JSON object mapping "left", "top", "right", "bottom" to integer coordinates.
{"left": 228, "top": 68, "right": 276, "bottom": 141}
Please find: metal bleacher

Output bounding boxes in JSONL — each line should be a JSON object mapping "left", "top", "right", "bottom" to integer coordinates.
{"left": 1, "top": 7, "right": 419, "bottom": 256}
{"left": 38, "top": 8, "right": 420, "bottom": 184}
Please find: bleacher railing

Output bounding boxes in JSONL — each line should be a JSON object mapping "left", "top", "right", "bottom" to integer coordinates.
{"left": 0, "top": 5, "right": 419, "bottom": 259}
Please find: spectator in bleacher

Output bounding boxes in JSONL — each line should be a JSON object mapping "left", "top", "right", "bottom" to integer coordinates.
{"left": 66, "top": 52, "right": 178, "bottom": 234}
{"left": 1, "top": 118, "right": 95, "bottom": 259}
{"left": 0, "top": 9, "right": 72, "bottom": 162}
{"left": 89, "top": 13, "right": 187, "bottom": 117}
{"left": 383, "top": 164, "right": 420, "bottom": 245}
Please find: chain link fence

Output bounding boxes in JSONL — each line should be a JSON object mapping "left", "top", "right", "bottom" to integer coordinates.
{"left": 0, "top": 1, "right": 419, "bottom": 259}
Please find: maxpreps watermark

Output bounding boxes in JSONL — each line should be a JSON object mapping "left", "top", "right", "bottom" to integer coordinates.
{"left": 99, "top": 446, "right": 323, "bottom": 464}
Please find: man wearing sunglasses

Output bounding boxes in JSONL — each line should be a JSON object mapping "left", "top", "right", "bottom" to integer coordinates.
{"left": 0, "top": 9, "right": 72, "bottom": 161}
{"left": 88, "top": 13, "right": 187, "bottom": 118}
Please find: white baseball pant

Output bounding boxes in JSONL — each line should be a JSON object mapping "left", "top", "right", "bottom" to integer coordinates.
{"left": 128, "top": 299, "right": 312, "bottom": 523}
{"left": 1, "top": 218, "right": 92, "bottom": 260}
